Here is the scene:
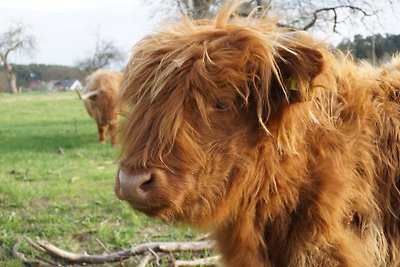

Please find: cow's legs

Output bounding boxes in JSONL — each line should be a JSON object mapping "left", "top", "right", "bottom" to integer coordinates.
{"left": 109, "top": 122, "right": 118, "bottom": 147}
{"left": 97, "top": 123, "right": 108, "bottom": 144}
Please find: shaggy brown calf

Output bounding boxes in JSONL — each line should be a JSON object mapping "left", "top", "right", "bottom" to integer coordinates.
{"left": 82, "top": 69, "right": 122, "bottom": 146}
{"left": 115, "top": 3, "right": 400, "bottom": 266}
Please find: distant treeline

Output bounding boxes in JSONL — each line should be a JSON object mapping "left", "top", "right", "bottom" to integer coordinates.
{"left": 1, "top": 33, "right": 400, "bottom": 93}
{"left": 0, "top": 64, "right": 87, "bottom": 93}
{"left": 337, "top": 33, "right": 400, "bottom": 62}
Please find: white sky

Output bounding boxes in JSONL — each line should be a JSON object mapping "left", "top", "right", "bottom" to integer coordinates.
{"left": 0, "top": 0, "right": 159, "bottom": 67}
{"left": 1, "top": 0, "right": 400, "bottom": 67}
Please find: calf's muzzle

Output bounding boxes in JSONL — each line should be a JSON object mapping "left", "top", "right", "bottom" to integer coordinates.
{"left": 115, "top": 169, "right": 156, "bottom": 204}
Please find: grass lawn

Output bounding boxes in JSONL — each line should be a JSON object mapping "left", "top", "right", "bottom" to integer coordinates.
{"left": 0, "top": 91, "right": 198, "bottom": 266}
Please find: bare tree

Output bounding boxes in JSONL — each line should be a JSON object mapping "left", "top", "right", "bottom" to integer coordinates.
{"left": 270, "top": 0, "right": 382, "bottom": 33}
{"left": 176, "top": 0, "right": 220, "bottom": 18}
{"left": 0, "top": 22, "right": 36, "bottom": 94}
{"left": 76, "top": 28, "right": 124, "bottom": 73}
{"left": 144, "top": 0, "right": 398, "bottom": 35}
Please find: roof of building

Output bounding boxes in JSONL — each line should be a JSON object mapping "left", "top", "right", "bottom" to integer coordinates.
{"left": 54, "top": 80, "right": 79, "bottom": 88}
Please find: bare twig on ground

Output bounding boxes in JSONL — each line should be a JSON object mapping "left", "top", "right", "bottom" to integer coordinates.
{"left": 96, "top": 237, "right": 111, "bottom": 253}
{"left": 147, "top": 247, "right": 161, "bottom": 266}
{"left": 21, "top": 236, "right": 216, "bottom": 266}
{"left": 195, "top": 233, "right": 211, "bottom": 241}
{"left": 12, "top": 238, "right": 29, "bottom": 262}
{"left": 13, "top": 238, "right": 58, "bottom": 267}
{"left": 137, "top": 253, "right": 156, "bottom": 267}
{"left": 173, "top": 255, "right": 221, "bottom": 266}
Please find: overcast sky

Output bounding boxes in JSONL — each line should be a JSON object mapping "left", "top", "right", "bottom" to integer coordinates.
{"left": 0, "top": 0, "right": 158, "bottom": 67}
{"left": 1, "top": 0, "right": 400, "bottom": 68}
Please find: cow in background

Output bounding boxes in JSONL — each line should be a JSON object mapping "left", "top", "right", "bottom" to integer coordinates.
{"left": 82, "top": 69, "right": 122, "bottom": 146}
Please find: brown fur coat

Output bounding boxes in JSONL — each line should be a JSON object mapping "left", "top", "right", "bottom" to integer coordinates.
{"left": 115, "top": 3, "right": 400, "bottom": 266}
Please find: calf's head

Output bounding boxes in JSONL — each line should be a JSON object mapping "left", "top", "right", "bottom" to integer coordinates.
{"left": 115, "top": 3, "right": 324, "bottom": 228}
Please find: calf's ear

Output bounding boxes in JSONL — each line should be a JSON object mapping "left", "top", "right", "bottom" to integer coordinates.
{"left": 272, "top": 42, "right": 324, "bottom": 104}
{"left": 249, "top": 38, "right": 324, "bottom": 133}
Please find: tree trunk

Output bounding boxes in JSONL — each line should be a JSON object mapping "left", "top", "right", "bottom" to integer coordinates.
{"left": 8, "top": 72, "right": 18, "bottom": 94}
{"left": 4, "top": 62, "right": 18, "bottom": 94}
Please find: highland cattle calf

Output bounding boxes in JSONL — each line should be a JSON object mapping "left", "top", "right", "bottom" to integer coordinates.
{"left": 114, "top": 3, "right": 400, "bottom": 266}
{"left": 82, "top": 69, "right": 122, "bottom": 146}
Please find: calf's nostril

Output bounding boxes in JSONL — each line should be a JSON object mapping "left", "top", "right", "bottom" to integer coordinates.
{"left": 139, "top": 174, "right": 155, "bottom": 192}
{"left": 117, "top": 170, "right": 159, "bottom": 202}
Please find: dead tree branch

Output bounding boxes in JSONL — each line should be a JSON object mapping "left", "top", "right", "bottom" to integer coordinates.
{"left": 174, "top": 255, "right": 221, "bottom": 266}
{"left": 137, "top": 253, "right": 156, "bottom": 267}
{"left": 13, "top": 238, "right": 59, "bottom": 267}
{"left": 21, "top": 236, "right": 216, "bottom": 266}
{"left": 302, "top": 5, "right": 374, "bottom": 31}
{"left": 12, "top": 238, "right": 30, "bottom": 262}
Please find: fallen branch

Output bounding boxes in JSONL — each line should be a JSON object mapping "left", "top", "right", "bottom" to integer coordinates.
{"left": 95, "top": 238, "right": 110, "bottom": 253}
{"left": 137, "top": 253, "right": 156, "bottom": 267}
{"left": 12, "top": 238, "right": 29, "bottom": 262}
{"left": 147, "top": 247, "right": 161, "bottom": 266}
{"left": 174, "top": 255, "right": 221, "bottom": 266}
{"left": 13, "top": 238, "right": 59, "bottom": 267}
{"left": 23, "top": 236, "right": 216, "bottom": 265}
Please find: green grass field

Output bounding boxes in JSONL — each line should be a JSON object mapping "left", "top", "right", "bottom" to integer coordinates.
{"left": 0, "top": 91, "right": 197, "bottom": 266}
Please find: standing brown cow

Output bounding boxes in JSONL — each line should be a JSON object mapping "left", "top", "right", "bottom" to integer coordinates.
{"left": 82, "top": 69, "right": 122, "bottom": 146}
{"left": 114, "top": 2, "right": 400, "bottom": 266}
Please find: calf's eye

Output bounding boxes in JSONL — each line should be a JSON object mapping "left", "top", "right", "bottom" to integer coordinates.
{"left": 215, "top": 99, "right": 230, "bottom": 110}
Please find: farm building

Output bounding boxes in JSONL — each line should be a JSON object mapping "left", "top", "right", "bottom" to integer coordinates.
{"left": 50, "top": 79, "right": 82, "bottom": 91}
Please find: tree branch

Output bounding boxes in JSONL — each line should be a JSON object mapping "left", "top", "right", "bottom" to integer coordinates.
{"left": 13, "top": 238, "right": 58, "bottom": 267}
{"left": 4, "top": 40, "right": 24, "bottom": 57}
{"left": 173, "top": 255, "right": 221, "bottom": 266}
{"left": 137, "top": 253, "right": 156, "bottom": 267}
{"left": 302, "top": 5, "right": 374, "bottom": 31}
{"left": 23, "top": 236, "right": 216, "bottom": 265}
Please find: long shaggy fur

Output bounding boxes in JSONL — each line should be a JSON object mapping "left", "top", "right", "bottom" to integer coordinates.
{"left": 83, "top": 69, "right": 122, "bottom": 145}
{"left": 116, "top": 2, "right": 400, "bottom": 266}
